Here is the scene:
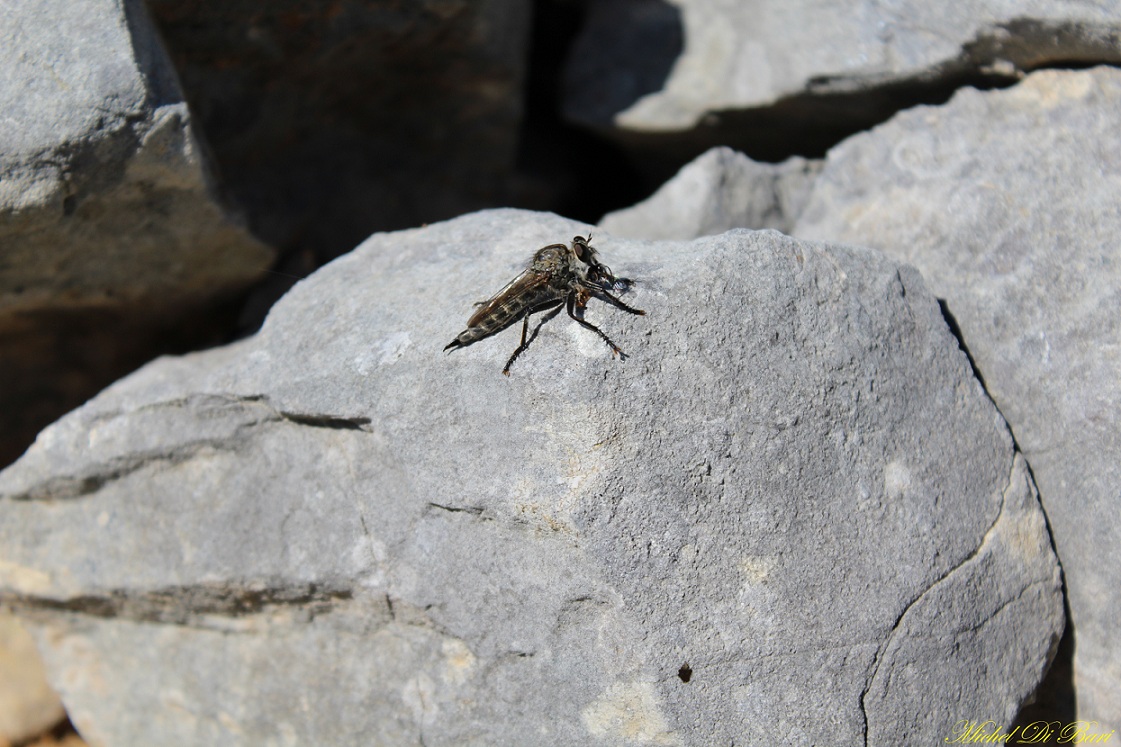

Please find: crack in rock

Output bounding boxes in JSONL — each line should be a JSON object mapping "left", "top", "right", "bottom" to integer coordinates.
{"left": 3, "top": 581, "right": 353, "bottom": 628}
{"left": 858, "top": 451, "right": 1018, "bottom": 745}
{"left": 276, "top": 411, "right": 372, "bottom": 431}
{"left": 7, "top": 439, "right": 244, "bottom": 502}
{"left": 957, "top": 18, "right": 1121, "bottom": 78}
{"left": 2, "top": 393, "right": 372, "bottom": 501}
{"left": 425, "top": 502, "right": 487, "bottom": 517}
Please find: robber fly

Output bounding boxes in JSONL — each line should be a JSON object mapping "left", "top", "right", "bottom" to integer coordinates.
{"left": 444, "top": 235, "right": 645, "bottom": 375}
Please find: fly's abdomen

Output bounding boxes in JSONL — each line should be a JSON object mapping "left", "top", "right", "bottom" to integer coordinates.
{"left": 445, "top": 283, "right": 560, "bottom": 352}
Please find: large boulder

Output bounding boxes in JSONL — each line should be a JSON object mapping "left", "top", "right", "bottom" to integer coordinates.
{"left": 601, "top": 65, "right": 1121, "bottom": 726}
{"left": 797, "top": 66, "right": 1121, "bottom": 727}
{"left": 0, "top": 0, "right": 274, "bottom": 466}
{"left": 0, "top": 210, "right": 1061, "bottom": 744}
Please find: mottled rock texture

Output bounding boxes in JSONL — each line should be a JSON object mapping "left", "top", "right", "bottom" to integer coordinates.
{"left": 0, "top": 210, "right": 1061, "bottom": 745}
{"left": 565, "top": 0, "right": 1121, "bottom": 162}
{"left": 798, "top": 67, "right": 1121, "bottom": 728}
{"left": 600, "top": 66, "right": 1121, "bottom": 728}
{"left": 0, "top": 0, "right": 273, "bottom": 467}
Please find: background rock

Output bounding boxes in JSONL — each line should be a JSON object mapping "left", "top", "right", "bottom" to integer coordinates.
{"left": 0, "top": 210, "right": 1061, "bottom": 744}
{"left": 599, "top": 65, "right": 1121, "bottom": 727}
{"left": 0, "top": 0, "right": 273, "bottom": 467}
{"left": 600, "top": 146, "right": 820, "bottom": 239}
{"left": 564, "top": 0, "right": 1121, "bottom": 169}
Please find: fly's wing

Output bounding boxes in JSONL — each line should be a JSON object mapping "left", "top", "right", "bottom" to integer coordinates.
{"left": 467, "top": 269, "right": 553, "bottom": 327}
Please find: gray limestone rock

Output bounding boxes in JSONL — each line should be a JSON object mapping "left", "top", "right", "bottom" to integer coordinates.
{"left": 0, "top": 210, "right": 1061, "bottom": 744}
{"left": 0, "top": 0, "right": 273, "bottom": 465}
{"left": 795, "top": 66, "right": 1121, "bottom": 727}
{"left": 600, "top": 147, "right": 821, "bottom": 239}
{"left": 564, "top": 0, "right": 1121, "bottom": 158}
{"left": 596, "top": 66, "right": 1121, "bottom": 725}
{"left": 0, "top": 0, "right": 272, "bottom": 314}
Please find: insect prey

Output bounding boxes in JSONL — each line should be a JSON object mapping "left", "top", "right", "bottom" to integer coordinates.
{"left": 444, "top": 235, "right": 645, "bottom": 375}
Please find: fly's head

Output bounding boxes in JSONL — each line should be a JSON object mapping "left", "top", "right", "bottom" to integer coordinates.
{"left": 571, "top": 235, "right": 613, "bottom": 290}
{"left": 571, "top": 235, "right": 633, "bottom": 295}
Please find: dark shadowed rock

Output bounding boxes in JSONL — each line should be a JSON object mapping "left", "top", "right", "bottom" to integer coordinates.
{"left": 144, "top": 0, "right": 533, "bottom": 259}
{"left": 0, "top": 0, "right": 273, "bottom": 467}
{"left": 0, "top": 210, "right": 1061, "bottom": 744}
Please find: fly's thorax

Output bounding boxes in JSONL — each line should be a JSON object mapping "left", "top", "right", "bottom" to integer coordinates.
{"left": 531, "top": 244, "right": 577, "bottom": 286}
{"left": 533, "top": 244, "right": 571, "bottom": 266}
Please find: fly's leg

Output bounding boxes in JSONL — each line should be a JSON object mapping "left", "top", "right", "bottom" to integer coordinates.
{"left": 566, "top": 293, "right": 624, "bottom": 358}
{"left": 598, "top": 289, "right": 645, "bottom": 316}
{"left": 501, "top": 313, "right": 531, "bottom": 377}
{"left": 502, "top": 304, "right": 563, "bottom": 376}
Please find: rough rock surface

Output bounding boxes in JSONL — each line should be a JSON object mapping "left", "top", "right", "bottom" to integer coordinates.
{"left": 0, "top": 210, "right": 1061, "bottom": 744}
{"left": 0, "top": 0, "right": 273, "bottom": 466}
{"left": 564, "top": 0, "right": 1121, "bottom": 159}
{"left": 599, "top": 66, "right": 1121, "bottom": 727}
{"left": 796, "top": 66, "right": 1121, "bottom": 727}
{"left": 0, "top": 615, "right": 65, "bottom": 744}
{"left": 600, "top": 147, "right": 820, "bottom": 239}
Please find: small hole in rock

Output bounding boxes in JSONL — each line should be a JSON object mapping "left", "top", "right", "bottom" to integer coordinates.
{"left": 678, "top": 663, "right": 692, "bottom": 683}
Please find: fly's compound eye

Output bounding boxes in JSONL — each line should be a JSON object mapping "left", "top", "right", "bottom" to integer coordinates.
{"left": 572, "top": 235, "right": 599, "bottom": 265}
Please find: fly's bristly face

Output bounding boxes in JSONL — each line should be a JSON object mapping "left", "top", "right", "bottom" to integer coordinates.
{"left": 444, "top": 234, "right": 646, "bottom": 376}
